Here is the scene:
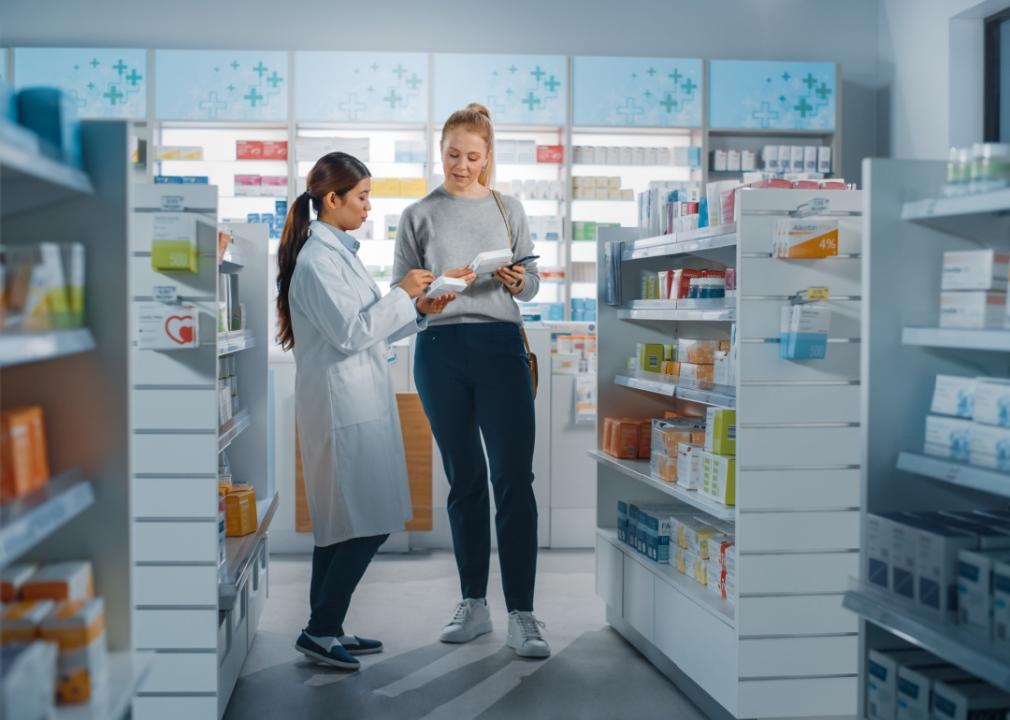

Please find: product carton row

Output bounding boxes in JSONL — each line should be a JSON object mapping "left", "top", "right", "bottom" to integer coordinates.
{"left": 938, "top": 250, "right": 1010, "bottom": 329}
{"left": 2, "top": 242, "right": 86, "bottom": 332}
{"left": 572, "top": 176, "right": 634, "bottom": 201}
{"left": 573, "top": 145, "right": 700, "bottom": 167}
{"left": 927, "top": 374, "right": 1010, "bottom": 470}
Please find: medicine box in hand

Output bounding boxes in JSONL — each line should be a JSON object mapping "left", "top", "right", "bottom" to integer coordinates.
{"left": 426, "top": 275, "right": 468, "bottom": 299}
{"left": 469, "top": 249, "right": 514, "bottom": 276}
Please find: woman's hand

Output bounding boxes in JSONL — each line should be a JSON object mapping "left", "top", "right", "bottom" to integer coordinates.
{"left": 494, "top": 263, "right": 525, "bottom": 295}
{"left": 443, "top": 267, "right": 477, "bottom": 285}
{"left": 416, "top": 293, "right": 456, "bottom": 315}
{"left": 400, "top": 269, "right": 436, "bottom": 299}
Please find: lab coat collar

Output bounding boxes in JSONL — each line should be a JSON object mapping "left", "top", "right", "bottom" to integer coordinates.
{"left": 309, "top": 220, "right": 373, "bottom": 287}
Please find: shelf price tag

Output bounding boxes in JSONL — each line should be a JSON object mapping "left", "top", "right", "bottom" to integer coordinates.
{"left": 774, "top": 218, "right": 839, "bottom": 259}
{"left": 153, "top": 285, "right": 178, "bottom": 304}
{"left": 780, "top": 303, "right": 830, "bottom": 360}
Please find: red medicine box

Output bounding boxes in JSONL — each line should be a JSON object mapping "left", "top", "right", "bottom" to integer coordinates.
{"left": 262, "top": 141, "right": 288, "bottom": 160}
{"left": 536, "top": 145, "right": 564, "bottom": 164}
{"left": 236, "top": 141, "right": 264, "bottom": 160}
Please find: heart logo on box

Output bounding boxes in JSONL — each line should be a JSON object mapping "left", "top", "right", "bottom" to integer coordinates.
{"left": 164, "top": 314, "right": 195, "bottom": 345}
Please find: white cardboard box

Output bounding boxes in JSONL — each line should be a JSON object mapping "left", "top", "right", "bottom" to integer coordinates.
{"left": 931, "top": 375, "right": 976, "bottom": 419}
{"left": 969, "top": 423, "right": 1010, "bottom": 471}
{"left": 957, "top": 549, "right": 1010, "bottom": 638}
{"left": 916, "top": 523, "right": 977, "bottom": 618}
{"left": 930, "top": 680, "right": 1010, "bottom": 720}
{"left": 895, "top": 665, "right": 973, "bottom": 720}
{"left": 866, "top": 649, "right": 941, "bottom": 720}
{"left": 942, "top": 250, "right": 1010, "bottom": 291}
{"left": 925, "top": 415, "right": 973, "bottom": 462}
{"left": 940, "top": 291, "right": 1007, "bottom": 329}
{"left": 973, "top": 378, "right": 1010, "bottom": 428}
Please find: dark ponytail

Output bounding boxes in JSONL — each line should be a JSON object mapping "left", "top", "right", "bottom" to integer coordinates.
{"left": 275, "top": 152, "right": 371, "bottom": 350}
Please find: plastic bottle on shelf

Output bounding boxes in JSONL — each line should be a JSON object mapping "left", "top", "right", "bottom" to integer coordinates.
{"left": 982, "top": 143, "right": 1010, "bottom": 192}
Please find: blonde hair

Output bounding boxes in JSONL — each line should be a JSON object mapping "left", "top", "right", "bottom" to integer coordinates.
{"left": 440, "top": 102, "right": 495, "bottom": 188}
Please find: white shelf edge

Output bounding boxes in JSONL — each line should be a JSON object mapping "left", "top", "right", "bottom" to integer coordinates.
{"left": 676, "top": 385, "right": 737, "bottom": 409}
{"left": 0, "top": 329, "right": 96, "bottom": 369}
{"left": 897, "top": 452, "right": 1010, "bottom": 498}
{"left": 614, "top": 373, "right": 677, "bottom": 397}
{"left": 597, "top": 528, "right": 736, "bottom": 627}
{"left": 219, "top": 491, "right": 279, "bottom": 610}
{"left": 218, "top": 409, "right": 252, "bottom": 453}
{"left": 843, "top": 582, "right": 1010, "bottom": 692}
{"left": 613, "top": 373, "right": 737, "bottom": 408}
{"left": 0, "top": 470, "right": 95, "bottom": 569}
{"left": 623, "top": 224, "right": 737, "bottom": 261}
{"left": 54, "top": 651, "right": 154, "bottom": 720}
{"left": 618, "top": 306, "right": 735, "bottom": 323}
{"left": 589, "top": 450, "right": 736, "bottom": 523}
{"left": 901, "top": 189, "right": 1010, "bottom": 221}
{"left": 0, "top": 138, "right": 94, "bottom": 197}
{"left": 217, "top": 330, "right": 255, "bottom": 356}
{"left": 901, "top": 326, "right": 1010, "bottom": 352}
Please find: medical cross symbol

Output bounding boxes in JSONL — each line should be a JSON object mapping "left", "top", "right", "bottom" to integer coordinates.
{"left": 231, "top": 61, "right": 240, "bottom": 70}
{"left": 370, "top": 63, "right": 379, "bottom": 71}
{"left": 522, "top": 91, "right": 541, "bottom": 111}
{"left": 267, "top": 71, "right": 283, "bottom": 89}
{"left": 781, "top": 71, "right": 791, "bottom": 82}
{"left": 103, "top": 85, "right": 125, "bottom": 105}
{"left": 199, "top": 92, "right": 228, "bottom": 118}
{"left": 87, "top": 82, "right": 95, "bottom": 90}
{"left": 508, "top": 65, "right": 518, "bottom": 74}
{"left": 393, "top": 64, "right": 407, "bottom": 79}
{"left": 616, "top": 97, "right": 645, "bottom": 124}
{"left": 802, "top": 73, "right": 817, "bottom": 91}
{"left": 113, "top": 59, "right": 127, "bottom": 76}
{"left": 252, "top": 62, "right": 268, "bottom": 79}
{"left": 126, "top": 69, "right": 142, "bottom": 86}
{"left": 530, "top": 65, "right": 546, "bottom": 84}
{"left": 669, "top": 69, "right": 682, "bottom": 85}
{"left": 385, "top": 89, "right": 403, "bottom": 108}
{"left": 406, "top": 73, "right": 422, "bottom": 90}
{"left": 647, "top": 67, "right": 656, "bottom": 77}
{"left": 660, "top": 93, "right": 678, "bottom": 113}
{"left": 751, "top": 101, "right": 780, "bottom": 128}
{"left": 90, "top": 58, "right": 100, "bottom": 69}
{"left": 245, "top": 87, "right": 264, "bottom": 107}
{"left": 681, "top": 78, "right": 697, "bottom": 95}
{"left": 339, "top": 94, "right": 366, "bottom": 120}
{"left": 544, "top": 75, "right": 560, "bottom": 93}
{"left": 816, "top": 82, "right": 832, "bottom": 101}
{"left": 643, "top": 90, "right": 652, "bottom": 98}
{"left": 794, "top": 97, "right": 814, "bottom": 118}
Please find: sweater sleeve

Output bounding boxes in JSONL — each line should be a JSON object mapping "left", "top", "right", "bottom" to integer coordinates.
{"left": 508, "top": 198, "right": 540, "bottom": 303}
{"left": 391, "top": 206, "right": 424, "bottom": 290}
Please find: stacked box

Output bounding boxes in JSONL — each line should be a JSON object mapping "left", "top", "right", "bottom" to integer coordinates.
{"left": 40, "top": 598, "right": 108, "bottom": 704}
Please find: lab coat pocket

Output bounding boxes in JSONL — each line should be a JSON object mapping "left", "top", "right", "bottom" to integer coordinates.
{"left": 327, "top": 362, "right": 384, "bottom": 428}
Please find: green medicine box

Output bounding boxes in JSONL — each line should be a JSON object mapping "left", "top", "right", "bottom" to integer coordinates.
{"left": 639, "top": 343, "right": 665, "bottom": 373}
{"left": 705, "top": 408, "right": 736, "bottom": 455}
{"left": 151, "top": 240, "right": 199, "bottom": 273}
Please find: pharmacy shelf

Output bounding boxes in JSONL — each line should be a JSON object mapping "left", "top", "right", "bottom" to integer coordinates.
{"left": 707, "top": 128, "right": 836, "bottom": 138}
{"left": 615, "top": 373, "right": 677, "bottom": 397}
{"left": 590, "top": 450, "right": 736, "bottom": 523}
{"left": 902, "top": 327, "right": 1010, "bottom": 352}
{"left": 897, "top": 452, "right": 1010, "bottom": 498}
{"left": 219, "top": 409, "right": 251, "bottom": 453}
{"left": 218, "top": 330, "right": 255, "bottom": 356}
{"left": 219, "top": 247, "right": 246, "bottom": 274}
{"left": 219, "top": 491, "right": 279, "bottom": 611}
{"left": 56, "top": 651, "right": 154, "bottom": 720}
{"left": 842, "top": 582, "right": 1010, "bottom": 692}
{"left": 622, "top": 224, "right": 737, "bottom": 261}
{"left": 902, "top": 189, "right": 1010, "bottom": 221}
{"left": 598, "top": 528, "right": 735, "bottom": 627}
{"left": 0, "top": 137, "right": 94, "bottom": 216}
{"left": 0, "top": 470, "right": 95, "bottom": 569}
{"left": 0, "top": 329, "right": 96, "bottom": 368}
{"left": 677, "top": 385, "right": 737, "bottom": 409}
{"left": 618, "top": 303, "right": 735, "bottom": 322}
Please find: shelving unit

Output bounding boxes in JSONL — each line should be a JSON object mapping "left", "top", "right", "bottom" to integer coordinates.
{"left": 218, "top": 409, "right": 251, "bottom": 452}
{"left": 0, "top": 470, "right": 95, "bottom": 567}
{"left": 0, "top": 136, "right": 94, "bottom": 215}
{"left": 594, "top": 188, "right": 863, "bottom": 719}
{"left": 850, "top": 158, "right": 1010, "bottom": 715}
{"left": 57, "top": 652, "right": 154, "bottom": 720}
{"left": 0, "top": 329, "right": 97, "bottom": 368}
{"left": 217, "top": 329, "right": 255, "bottom": 356}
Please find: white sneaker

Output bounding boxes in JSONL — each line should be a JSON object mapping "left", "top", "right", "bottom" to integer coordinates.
{"left": 506, "top": 611, "right": 551, "bottom": 659}
{"left": 439, "top": 598, "right": 492, "bottom": 643}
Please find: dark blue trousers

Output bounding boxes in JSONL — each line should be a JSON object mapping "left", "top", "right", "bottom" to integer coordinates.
{"left": 414, "top": 322, "right": 538, "bottom": 612}
{"left": 305, "top": 533, "right": 388, "bottom": 637}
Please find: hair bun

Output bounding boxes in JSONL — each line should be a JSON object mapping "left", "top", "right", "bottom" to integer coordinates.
{"left": 466, "top": 102, "right": 491, "bottom": 120}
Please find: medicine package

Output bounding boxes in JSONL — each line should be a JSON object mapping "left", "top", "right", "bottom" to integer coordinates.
{"left": 425, "top": 275, "right": 468, "bottom": 299}
{"left": 469, "top": 249, "right": 514, "bottom": 276}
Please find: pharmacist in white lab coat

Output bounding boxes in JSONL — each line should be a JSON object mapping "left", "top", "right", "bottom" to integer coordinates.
{"left": 276, "top": 152, "right": 459, "bottom": 671}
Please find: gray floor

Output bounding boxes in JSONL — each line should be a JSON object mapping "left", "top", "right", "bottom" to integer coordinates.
{"left": 225, "top": 549, "right": 706, "bottom": 720}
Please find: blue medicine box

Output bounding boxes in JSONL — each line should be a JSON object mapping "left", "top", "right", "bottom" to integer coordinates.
{"left": 16, "top": 87, "right": 82, "bottom": 168}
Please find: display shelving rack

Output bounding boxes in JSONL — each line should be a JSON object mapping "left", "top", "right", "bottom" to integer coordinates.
{"left": 843, "top": 159, "right": 1010, "bottom": 709}
{"left": 594, "top": 189, "right": 863, "bottom": 719}
{"left": 1, "top": 122, "right": 153, "bottom": 718}
{"left": 128, "top": 186, "right": 274, "bottom": 720}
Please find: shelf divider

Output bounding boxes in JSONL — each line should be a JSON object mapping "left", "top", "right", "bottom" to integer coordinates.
{"left": 897, "top": 452, "right": 1010, "bottom": 498}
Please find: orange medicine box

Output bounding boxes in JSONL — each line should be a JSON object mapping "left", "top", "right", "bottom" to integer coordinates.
{"left": 40, "top": 598, "right": 108, "bottom": 704}
{"left": 1, "top": 563, "right": 37, "bottom": 602}
{"left": 614, "top": 419, "right": 640, "bottom": 460}
{"left": 21, "top": 562, "right": 94, "bottom": 603}
{"left": 602, "top": 417, "right": 614, "bottom": 455}
{"left": 225, "top": 487, "right": 258, "bottom": 537}
{"left": 1, "top": 405, "right": 50, "bottom": 502}
{"left": 1, "top": 599, "right": 55, "bottom": 644}
{"left": 677, "top": 339, "right": 730, "bottom": 366}
{"left": 637, "top": 419, "right": 652, "bottom": 459}
{"left": 651, "top": 418, "right": 707, "bottom": 456}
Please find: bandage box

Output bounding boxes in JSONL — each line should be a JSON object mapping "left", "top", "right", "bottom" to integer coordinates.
{"left": 705, "top": 408, "right": 736, "bottom": 456}
{"left": 1, "top": 599, "right": 55, "bottom": 644}
{"left": 679, "top": 362, "right": 715, "bottom": 387}
{"left": 224, "top": 487, "right": 258, "bottom": 537}
{"left": 896, "top": 665, "right": 974, "bottom": 720}
{"left": 818, "top": 146, "right": 832, "bottom": 174}
{"left": 974, "top": 379, "right": 1010, "bottom": 428}
{"left": 931, "top": 375, "right": 976, "bottom": 419}
{"left": 677, "top": 444, "right": 702, "bottom": 490}
{"left": 677, "top": 339, "right": 727, "bottom": 365}
{"left": 804, "top": 145, "right": 818, "bottom": 173}
{"left": 916, "top": 525, "right": 976, "bottom": 618}
{"left": 699, "top": 451, "right": 735, "bottom": 505}
{"left": 1, "top": 564, "right": 37, "bottom": 602}
{"left": 957, "top": 549, "right": 1010, "bottom": 637}
{"left": 969, "top": 423, "right": 1010, "bottom": 471}
{"left": 925, "top": 415, "right": 973, "bottom": 463}
{"left": 21, "top": 562, "right": 93, "bottom": 602}
{"left": 942, "top": 250, "right": 1010, "bottom": 291}
{"left": 930, "top": 680, "right": 1010, "bottom": 720}
{"left": 940, "top": 291, "right": 1006, "bottom": 329}
{"left": 866, "top": 649, "right": 943, "bottom": 720}
{"left": 40, "top": 598, "right": 108, "bottom": 704}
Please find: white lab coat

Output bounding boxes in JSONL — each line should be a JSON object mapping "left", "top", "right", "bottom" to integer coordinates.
{"left": 289, "top": 221, "right": 424, "bottom": 546}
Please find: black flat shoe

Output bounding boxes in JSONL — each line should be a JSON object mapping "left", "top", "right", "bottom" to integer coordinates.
{"left": 340, "top": 635, "right": 383, "bottom": 655}
{"left": 295, "top": 632, "right": 360, "bottom": 670}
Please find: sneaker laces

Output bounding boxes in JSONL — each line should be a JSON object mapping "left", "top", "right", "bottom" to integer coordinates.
{"left": 449, "top": 601, "right": 471, "bottom": 625}
{"left": 515, "top": 612, "right": 546, "bottom": 641}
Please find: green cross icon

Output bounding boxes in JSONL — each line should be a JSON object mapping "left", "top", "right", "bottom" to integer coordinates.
{"left": 506, "top": 88, "right": 513, "bottom": 96}
{"left": 228, "top": 84, "right": 236, "bottom": 92}
{"left": 252, "top": 62, "right": 268, "bottom": 78}
{"left": 643, "top": 90, "right": 652, "bottom": 98}
{"left": 669, "top": 69, "right": 682, "bottom": 85}
{"left": 544, "top": 75, "right": 560, "bottom": 92}
{"left": 214, "top": 66, "right": 221, "bottom": 72}
{"left": 126, "top": 69, "right": 142, "bottom": 86}
{"left": 802, "top": 73, "right": 817, "bottom": 91}
{"left": 87, "top": 82, "right": 95, "bottom": 90}
{"left": 794, "top": 97, "right": 814, "bottom": 117}
{"left": 339, "top": 94, "right": 366, "bottom": 120}
{"left": 660, "top": 93, "right": 678, "bottom": 113}
{"left": 393, "top": 64, "right": 407, "bottom": 79}
{"left": 385, "top": 89, "right": 403, "bottom": 108}
{"left": 616, "top": 97, "right": 645, "bottom": 124}
{"left": 73, "top": 64, "right": 80, "bottom": 71}
{"left": 531, "top": 65, "right": 546, "bottom": 83}
{"left": 816, "top": 82, "right": 832, "bottom": 101}
{"left": 779, "top": 95, "right": 787, "bottom": 103}
{"left": 681, "top": 78, "right": 697, "bottom": 95}
{"left": 781, "top": 72, "right": 791, "bottom": 82}
{"left": 245, "top": 87, "right": 264, "bottom": 107}
{"left": 90, "top": 58, "right": 100, "bottom": 69}
{"left": 368, "top": 86, "right": 375, "bottom": 93}
{"left": 751, "top": 101, "right": 780, "bottom": 128}
{"left": 103, "top": 85, "right": 125, "bottom": 105}
{"left": 199, "top": 92, "right": 228, "bottom": 118}
{"left": 113, "top": 59, "right": 127, "bottom": 76}
{"left": 231, "top": 61, "right": 240, "bottom": 70}
{"left": 267, "top": 71, "right": 283, "bottom": 89}
{"left": 406, "top": 73, "right": 422, "bottom": 90}
{"left": 508, "top": 65, "right": 518, "bottom": 74}
{"left": 522, "top": 91, "right": 541, "bottom": 111}
{"left": 371, "top": 63, "right": 379, "bottom": 71}
{"left": 647, "top": 67, "right": 656, "bottom": 77}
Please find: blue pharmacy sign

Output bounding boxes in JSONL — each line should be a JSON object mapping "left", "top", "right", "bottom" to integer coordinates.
{"left": 709, "top": 60, "right": 836, "bottom": 131}
{"left": 433, "top": 54, "right": 566, "bottom": 126}
{"left": 295, "top": 52, "right": 428, "bottom": 123}
{"left": 13, "top": 48, "right": 147, "bottom": 119}
{"left": 573, "top": 56, "right": 702, "bottom": 128}
{"left": 155, "top": 50, "right": 288, "bottom": 122}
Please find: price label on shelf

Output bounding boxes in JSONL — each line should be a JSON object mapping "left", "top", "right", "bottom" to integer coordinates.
{"left": 153, "top": 285, "right": 178, "bottom": 304}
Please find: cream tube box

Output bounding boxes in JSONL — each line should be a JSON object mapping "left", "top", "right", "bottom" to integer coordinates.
{"left": 940, "top": 291, "right": 1007, "bottom": 329}
{"left": 916, "top": 524, "right": 977, "bottom": 618}
{"left": 763, "top": 145, "right": 779, "bottom": 171}
{"left": 931, "top": 375, "right": 976, "bottom": 419}
{"left": 973, "top": 378, "right": 1010, "bottom": 428}
{"left": 941, "top": 250, "right": 1010, "bottom": 291}
{"left": 804, "top": 146, "right": 818, "bottom": 173}
{"left": 790, "top": 146, "right": 805, "bottom": 172}
{"left": 818, "top": 146, "right": 832, "bottom": 174}
{"left": 895, "top": 665, "right": 974, "bottom": 720}
{"left": 957, "top": 549, "right": 1010, "bottom": 637}
{"left": 866, "top": 649, "right": 942, "bottom": 720}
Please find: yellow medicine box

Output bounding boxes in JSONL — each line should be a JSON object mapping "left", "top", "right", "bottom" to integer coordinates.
{"left": 705, "top": 408, "right": 736, "bottom": 456}
{"left": 21, "top": 561, "right": 94, "bottom": 603}
{"left": 699, "top": 451, "right": 736, "bottom": 506}
{"left": 40, "top": 598, "right": 108, "bottom": 704}
{"left": 370, "top": 178, "right": 403, "bottom": 197}
{"left": 639, "top": 343, "right": 664, "bottom": 373}
{"left": 1, "top": 599, "right": 55, "bottom": 644}
{"left": 151, "top": 240, "right": 199, "bottom": 273}
{"left": 225, "top": 487, "right": 258, "bottom": 537}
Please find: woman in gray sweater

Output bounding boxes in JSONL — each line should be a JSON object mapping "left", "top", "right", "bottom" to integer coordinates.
{"left": 392, "top": 103, "right": 549, "bottom": 659}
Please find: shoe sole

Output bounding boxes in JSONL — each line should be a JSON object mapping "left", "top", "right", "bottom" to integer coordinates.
{"left": 294, "top": 643, "right": 360, "bottom": 670}
{"left": 345, "top": 645, "right": 383, "bottom": 656}
{"left": 439, "top": 620, "right": 493, "bottom": 644}
{"left": 506, "top": 637, "right": 551, "bottom": 659}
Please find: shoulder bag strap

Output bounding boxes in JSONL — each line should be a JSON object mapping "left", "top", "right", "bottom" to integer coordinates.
{"left": 490, "top": 190, "right": 533, "bottom": 356}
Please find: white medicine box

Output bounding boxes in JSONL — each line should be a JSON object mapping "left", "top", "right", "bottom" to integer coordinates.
{"left": 940, "top": 291, "right": 1007, "bottom": 329}
{"left": 895, "top": 665, "right": 973, "bottom": 720}
{"left": 865, "top": 649, "right": 941, "bottom": 720}
{"left": 973, "top": 378, "right": 1010, "bottom": 428}
{"left": 931, "top": 375, "right": 975, "bottom": 419}
{"left": 916, "top": 524, "right": 977, "bottom": 619}
{"left": 991, "top": 558, "right": 1010, "bottom": 645}
{"left": 957, "top": 549, "right": 1010, "bottom": 638}
{"left": 941, "top": 250, "right": 1010, "bottom": 291}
